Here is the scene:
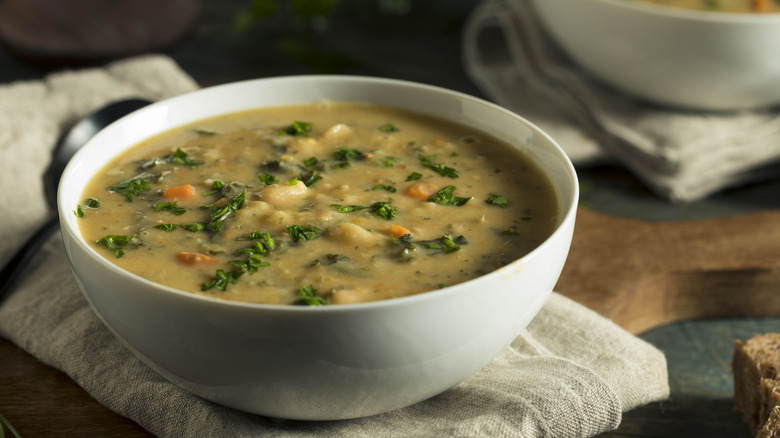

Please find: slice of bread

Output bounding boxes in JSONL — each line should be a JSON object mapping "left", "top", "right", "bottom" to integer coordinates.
{"left": 733, "top": 333, "right": 780, "bottom": 436}
{"left": 758, "top": 405, "right": 780, "bottom": 438}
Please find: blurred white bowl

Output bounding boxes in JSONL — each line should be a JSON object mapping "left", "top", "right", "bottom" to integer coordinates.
{"left": 530, "top": 0, "right": 780, "bottom": 111}
{"left": 58, "top": 75, "right": 578, "bottom": 420}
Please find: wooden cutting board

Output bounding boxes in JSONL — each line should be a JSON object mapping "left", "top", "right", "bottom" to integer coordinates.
{"left": 557, "top": 207, "right": 780, "bottom": 334}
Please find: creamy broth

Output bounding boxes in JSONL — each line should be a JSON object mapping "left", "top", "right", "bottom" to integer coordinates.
{"left": 634, "top": 0, "right": 780, "bottom": 13}
{"left": 77, "top": 103, "right": 558, "bottom": 305}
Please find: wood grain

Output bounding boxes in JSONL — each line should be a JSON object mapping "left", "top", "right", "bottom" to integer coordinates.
{"left": 557, "top": 208, "right": 780, "bottom": 334}
{"left": 0, "top": 338, "right": 151, "bottom": 437}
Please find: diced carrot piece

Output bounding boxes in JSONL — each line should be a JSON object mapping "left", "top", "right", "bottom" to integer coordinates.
{"left": 390, "top": 224, "right": 411, "bottom": 238}
{"left": 163, "top": 184, "right": 196, "bottom": 199}
{"left": 754, "top": 0, "right": 771, "bottom": 11}
{"left": 406, "top": 182, "right": 438, "bottom": 200}
{"left": 177, "top": 252, "right": 217, "bottom": 266}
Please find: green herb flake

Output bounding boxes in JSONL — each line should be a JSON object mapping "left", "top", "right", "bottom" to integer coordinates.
{"left": 287, "top": 224, "right": 321, "bottom": 242}
{"left": 203, "top": 180, "right": 225, "bottom": 196}
{"left": 156, "top": 223, "right": 179, "bottom": 231}
{"left": 201, "top": 268, "right": 243, "bottom": 292}
{"left": 294, "top": 285, "right": 328, "bottom": 306}
{"left": 419, "top": 234, "right": 466, "bottom": 254}
{"left": 303, "top": 156, "right": 319, "bottom": 167}
{"left": 369, "top": 201, "right": 397, "bottom": 220}
{"left": 257, "top": 173, "right": 279, "bottom": 186}
{"left": 330, "top": 204, "right": 368, "bottom": 213}
{"left": 379, "top": 123, "right": 399, "bottom": 133}
{"left": 419, "top": 154, "right": 459, "bottom": 178}
{"left": 74, "top": 205, "right": 84, "bottom": 218}
{"left": 205, "top": 189, "right": 246, "bottom": 232}
{"left": 281, "top": 121, "right": 313, "bottom": 136}
{"left": 152, "top": 201, "right": 187, "bottom": 215}
{"left": 299, "top": 169, "right": 323, "bottom": 186}
{"left": 372, "top": 184, "right": 397, "bottom": 193}
{"left": 427, "top": 185, "right": 471, "bottom": 207}
{"left": 381, "top": 156, "right": 397, "bottom": 167}
{"left": 96, "top": 234, "right": 135, "bottom": 258}
{"left": 171, "top": 147, "right": 204, "bottom": 168}
{"left": 85, "top": 197, "right": 101, "bottom": 208}
{"left": 180, "top": 222, "right": 204, "bottom": 232}
{"left": 333, "top": 148, "right": 365, "bottom": 163}
{"left": 405, "top": 172, "right": 423, "bottom": 181}
{"left": 109, "top": 178, "right": 151, "bottom": 202}
{"left": 485, "top": 193, "right": 510, "bottom": 208}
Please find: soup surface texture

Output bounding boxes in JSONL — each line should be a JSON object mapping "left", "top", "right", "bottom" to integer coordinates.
{"left": 634, "top": 0, "right": 780, "bottom": 12}
{"left": 77, "top": 103, "right": 559, "bottom": 305}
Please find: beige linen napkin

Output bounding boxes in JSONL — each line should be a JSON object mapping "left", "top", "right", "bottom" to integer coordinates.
{"left": 463, "top": 0, "right": 780, "bottom": 203}
{"left": 0, "top": 55, "right": 669, "bottom": 437}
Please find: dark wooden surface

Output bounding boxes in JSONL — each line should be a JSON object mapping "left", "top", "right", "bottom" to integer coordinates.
{"left": 2, "top": 1, "right": 780, "bottom": 436}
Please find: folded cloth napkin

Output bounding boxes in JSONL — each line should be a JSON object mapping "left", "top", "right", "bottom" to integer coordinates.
{"left": 0, "top": 55, "right": 669, "bottom": 437}
{"left": 462, "top": 0, "right": 780, "bottom": 202}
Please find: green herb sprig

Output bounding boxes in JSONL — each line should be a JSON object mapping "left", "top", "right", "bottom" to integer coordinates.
{"left": 294, "top": 285, "right": 328, "bottom": 306}
{"left": 427, "top": 186, "right": 471, "bottom": 207}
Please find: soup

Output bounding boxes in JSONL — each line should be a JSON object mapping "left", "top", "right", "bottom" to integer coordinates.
{"left": 635, "top": 0, "right": 780, "bottom": 13}
{"left": 76, "top": 103, "right": 558, "bottom": 305}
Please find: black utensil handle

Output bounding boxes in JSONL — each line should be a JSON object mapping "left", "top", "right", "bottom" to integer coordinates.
{"left": 0, "top": 216, "right": 60, "bottom": 304}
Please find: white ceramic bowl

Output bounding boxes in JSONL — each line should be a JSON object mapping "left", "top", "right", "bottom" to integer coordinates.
{"left": 530, "top": 0, "right": 780, "bottom": 111}
{"left": 58, "top": 76, "right": 578, "bottom": 420}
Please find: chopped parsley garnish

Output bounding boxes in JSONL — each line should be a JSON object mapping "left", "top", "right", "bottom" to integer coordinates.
{"left": 76, "top": 197, "right": 102, "bottom": 217}
{"left": 299, "top": 169, "right": 323, "bottom": 186}
{"left": 330, "top": 204, "right": 368, "bottom": 213}
{"left": 204, "top": 189, "right": 246, "bottom": 232}
{"left": 381, "top": 156, "right": 397, "bottom": 167}
{"left": 294, "top": 285, "right": 328, "bottom": 306}
{"left": 287, "top": 224, "right": 321, "bottom": 242}
{"left": 155, "top": 222, "right": 206, "bottom": 232}
{"left": 393, "top": 233, "right": 467, "bottom": 261}
{"left": 257, "top": 172, "right": 279, "bottom": 186}
{"left": 372, "top": 184, "right": 397, "bottom": 193}
{"left": 109, "top": 178, "right": 151, "bottom": 202}
{"left": 303, "top": 156, "right": 319, "bottom": 167}
{"left": 281, "top": 121, "right": 313, "bottom": 136}
{"left": 334, "top": 148, "right": 363, "bottom": 161}
{"left": 96, "top": 234, "right": 136, "bottom": 258}
{"left": 171, "top": 148, "right": 204, "bottom": 168}
{"left": 203, "top": 180, "right": 225, "bottom": 196}
{"left": 406, "top": 172, "right": 423, "bottom": 181}
{"left": 330, "top": 201, "right": 397, "bottom": 220}
{"left": 379, "top": 123, "right": 399, "bottom": 133}
{"left": 333, "top": 147, "right": 365, "bottom": 168}
{"left": 236, "top": 237, "right": 274, "bottom": 257}
{"left": 229, "top": 254, "right": 270, "bottom": 275}
{"left": 152, "top": 201, "right": 187, "bottom": 215}
{"left": 419, "top": 234, "right": 466, "bottom": 254}
{"left": 419, "top": 154, "right": 459, "bottom": 178}
{"left": 84, "top": 197, "right": 101, "bottom": 208}
{"left": 312, "top": 253, "right": 350, "bottom": 266}
{"left": 427, "top": 186, "right": 471, "bottom": 207}
{"left": 201, "top": 268, "right": 243, "bottom": 292}
{"left": 485, "top": 193, "right": 510, "bottom": 208}
{"left": 370, "top": 201, "right": 397, "bottom": 220}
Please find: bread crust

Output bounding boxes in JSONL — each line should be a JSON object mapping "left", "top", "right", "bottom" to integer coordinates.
{"left": 733, "top": 333, "right": 780, "bottom": 436}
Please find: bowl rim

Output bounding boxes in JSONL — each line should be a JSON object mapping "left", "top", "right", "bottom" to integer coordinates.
{"left": 585, "top": 0, "right": 780, "bottom": 23}
{"left": 59, "top": 74, "right": 579, "bottom": 313}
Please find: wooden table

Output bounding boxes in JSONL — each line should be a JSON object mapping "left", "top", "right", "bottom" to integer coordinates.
{"left": 2, "top": 1, "right": 780, "bottom": 436}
